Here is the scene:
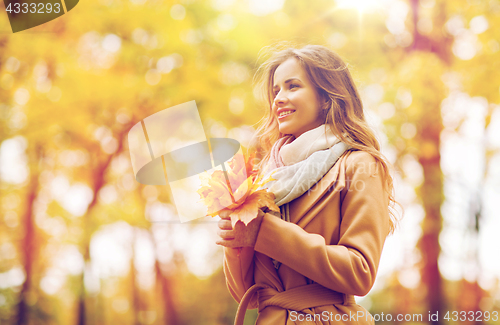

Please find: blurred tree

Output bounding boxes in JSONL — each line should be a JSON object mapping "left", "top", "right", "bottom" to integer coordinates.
{"left": 153, "top": 240, "right": 180, "bottom": 325}
{"left": 71, "top": 119, "right": 135, "bottom": 325}
{"left": 407, "top": 1, "right": 451, "bottom": 323}
{"left": 15, "top": 143, "right": 43, "bottom": 325}
{"left": 130, "top": 228, "right": 142, "bottom": 325}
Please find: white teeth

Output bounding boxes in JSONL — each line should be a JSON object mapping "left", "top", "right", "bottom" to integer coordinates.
{"left": 279, "top": 110, "right": 294, "bottom": 117}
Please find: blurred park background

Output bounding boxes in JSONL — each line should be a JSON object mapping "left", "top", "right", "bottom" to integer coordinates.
{"left": 1, "top": 0, "right": 500, "bottom": 324}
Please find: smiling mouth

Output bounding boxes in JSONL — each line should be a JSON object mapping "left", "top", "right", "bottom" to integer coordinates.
{"left": 278, "top": 110, "right": 295, "bottom": 119}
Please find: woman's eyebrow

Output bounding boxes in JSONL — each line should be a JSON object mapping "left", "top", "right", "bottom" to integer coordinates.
{"left": 272, "top": 78, "right": 301, "bottom": 89}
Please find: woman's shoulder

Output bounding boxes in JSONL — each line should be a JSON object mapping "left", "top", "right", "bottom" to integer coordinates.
{"left": 344, "top": 149, "right": 378, "bottom": 163}
{"left": 342, "top": 149, "right": 381, "bottom": 177}
{"left": 317, "top": 149, "right": 378, "bottom": 187}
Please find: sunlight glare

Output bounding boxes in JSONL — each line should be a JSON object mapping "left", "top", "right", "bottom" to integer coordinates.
{"left": 335, "top": 0, "right": 387, "bottom": 13}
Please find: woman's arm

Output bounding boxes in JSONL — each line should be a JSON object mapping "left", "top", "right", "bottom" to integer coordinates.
{"left": 253, "top": 151, "right": 390, "bottom": 296}
{"left": 218, "top": 208, "right": 267, "bottom": 308}
{"left": 222, "top": 246, "right": 256, "bottom": 304}
{"left": 218, "top": 212, "right": 261, "bottom": 306}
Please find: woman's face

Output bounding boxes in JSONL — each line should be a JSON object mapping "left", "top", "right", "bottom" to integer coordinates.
{"left": 272, "top": 58, "right": 325, "bottom": 138}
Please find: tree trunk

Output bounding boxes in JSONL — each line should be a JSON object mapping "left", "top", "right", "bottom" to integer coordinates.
{"left": 149, "top": 226, "right": 180, "bottom": 325}
{"left": 418, "top": 155, "right": 444, "bottom": 324}
{"left": 154, "top": 259, "right": 180, "bottom": 325}
{"left": 75, "top": 121, "right": 135, "bottom": 325}
{"left": 130, "top": 228, "right": 142, "bottom": 325}
{"left": 409, "top": 1, "right": 452, "bottom": 323}
{"left": 16, "top": 143, "right": 43, "bottom": 325}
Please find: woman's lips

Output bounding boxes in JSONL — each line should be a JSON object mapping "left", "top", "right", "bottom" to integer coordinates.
{"left": 277, "top": 109, "right": 296, "bottom": 120}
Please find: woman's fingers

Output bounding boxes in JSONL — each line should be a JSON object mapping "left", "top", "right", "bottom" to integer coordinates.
{"left": 216, "top": 211, "right": 237, "bottom": 247}
{"left": 216, "top": 228, "right": 238, "bottom": 247}
{"left": 219, "top": 210, "right": 231, "bottom": 219}
{"left": 218, "top": 219, "right": 232, "bottom": 230}
{"left": 216, "top": 239, "right": 240, "bottom": 248}
{"left": 217, "top": 228, "right": 234, "bottom": 240}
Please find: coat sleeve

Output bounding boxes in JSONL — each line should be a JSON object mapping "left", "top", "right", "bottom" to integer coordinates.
{"left": 253, "top": 151, "right": 390, "bottom": 296}
{"left": 222, "top": 246, "right": 257, "bottom": 306}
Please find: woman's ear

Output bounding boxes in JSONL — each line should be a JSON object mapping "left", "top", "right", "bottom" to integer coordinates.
{"left": 317, "top": 89, "right": 330, "bottom": 110}
{"left": 320, "top": 92, "right": 331, "bottom": 111}
{"left": 322, "top": 96, "right": 332, "bottom": 111}
{"left": 319, "top": 100, "right": 330, "bottom": 122}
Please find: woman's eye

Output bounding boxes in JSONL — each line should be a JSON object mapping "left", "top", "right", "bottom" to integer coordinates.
{"left": 273, "top": 84, "right": 298, "bottom": 97}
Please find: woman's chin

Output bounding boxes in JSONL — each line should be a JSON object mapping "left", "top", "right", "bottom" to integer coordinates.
{"left": 278, "top": 121, "right": 295, "bottom": 135}
{"left": 278, "top": 125, "right": 294, "bottom": 136}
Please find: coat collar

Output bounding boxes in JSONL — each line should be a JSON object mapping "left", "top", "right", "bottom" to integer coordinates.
{"left": 288, "top": 150, "right": 353, "bottom": 228}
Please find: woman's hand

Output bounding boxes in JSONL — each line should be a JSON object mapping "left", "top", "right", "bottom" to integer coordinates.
{"left": 216, "top": 209, "right": 265, "bottom": 248}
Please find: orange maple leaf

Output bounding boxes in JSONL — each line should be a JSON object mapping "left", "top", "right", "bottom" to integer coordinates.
{"left": 229, "top": 189, "right": 278, "bottom": 227}
{"left": 198, "top": 152, "right": 279, "bottom": 224}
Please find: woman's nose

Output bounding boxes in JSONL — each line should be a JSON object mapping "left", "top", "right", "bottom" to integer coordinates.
{"left": 274, "top": 92, "right": 287, "bottom": 106}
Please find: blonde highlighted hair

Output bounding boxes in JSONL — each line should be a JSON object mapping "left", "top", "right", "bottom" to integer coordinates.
{"left": 250, "top": 42, "right": 402, "bottom": 234}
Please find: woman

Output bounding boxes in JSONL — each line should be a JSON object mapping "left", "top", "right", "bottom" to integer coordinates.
{"left": 216, "top": 44, "right": 400, "bottom": 325}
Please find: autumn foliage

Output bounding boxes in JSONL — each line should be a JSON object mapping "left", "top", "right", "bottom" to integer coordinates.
{"left": 197, "top": 153, "right": 279, "bottom": 227}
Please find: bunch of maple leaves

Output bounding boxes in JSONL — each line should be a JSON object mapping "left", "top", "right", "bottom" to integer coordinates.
{"left": 197, "top": 153, "right": 279, "bottom": 228}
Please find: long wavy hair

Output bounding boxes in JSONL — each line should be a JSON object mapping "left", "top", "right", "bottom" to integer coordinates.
{"left": 250, "top": 42, "right": 402, "bottom": 234}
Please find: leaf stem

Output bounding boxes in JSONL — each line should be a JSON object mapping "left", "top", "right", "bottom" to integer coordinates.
{"left": 220, "top": 163, "right": 236, "bottom": 204}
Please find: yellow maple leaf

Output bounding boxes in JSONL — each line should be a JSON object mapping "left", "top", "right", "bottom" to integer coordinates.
{"left": 198, "top": 152, "right": 279, "bottom": 223}
{"left": 230, "top": 190, "right": 279, "bottom": 227}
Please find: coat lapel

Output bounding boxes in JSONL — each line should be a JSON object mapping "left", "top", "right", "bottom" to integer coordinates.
{"left": 289, "top": 150, "right": 352, "bottom": 228}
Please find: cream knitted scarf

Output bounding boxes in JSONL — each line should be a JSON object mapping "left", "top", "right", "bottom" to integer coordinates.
{"left": 260, "top": 124, "right": 351, "bottom": 207}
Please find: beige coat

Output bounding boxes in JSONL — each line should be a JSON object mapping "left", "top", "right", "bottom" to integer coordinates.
{"left": 223, "top": 149, "right": 391, "bottom": 325}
